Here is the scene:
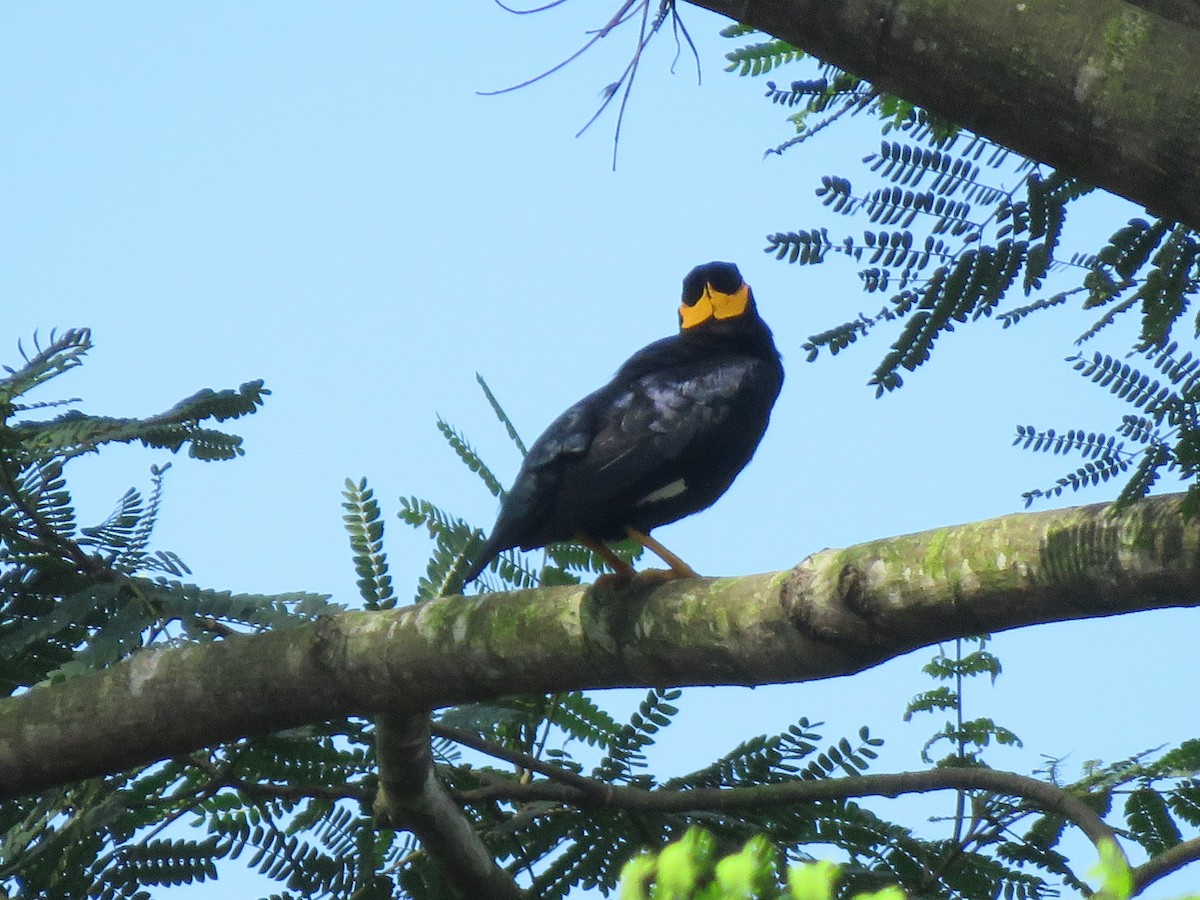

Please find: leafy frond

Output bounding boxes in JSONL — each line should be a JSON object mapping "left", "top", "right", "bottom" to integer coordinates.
{"left": 1095, "top": 217, "right": 1171, "bottom": 282}
{"left": 1136, "top": 224, "right": 1200, "bottom": 348}
{"left": 868, "top": 241, "right": 1026, "bottom": 394}
{"left": 148, "top": 580, "right": 343, "bottom": 638}
{"left": 998, "top": 288, "right": 1081, "bottom": 328}
{"left": 1068, "top": 353, "right": 1173, "bottom": 422}
{"left": 717, "top": 23, "right": 758, "bottom": 39}
{"left": 13, "top": 380, "right": 269, "bottom": 461}
{"left": 342, "top": 477, "right": 395, "bottom": 610}
{"left": 0, "top": 328, "right": 92, "bottom": 405}
{"left": 1111, "top": 440, "right": 1171, "bottom": 509}
{"left": 763, "top": 74, "right": 863, "bottom": 112}
{"left": 1021, "top": 171, "right": 1093, "bottom": 291}
{"left": 724, "top": 39, "right": 803, "bottom": 77}
{"left": 592, "top": 688, "right": 681, "bottom": 784}
{"left": 764, "top": 228, "right": 832, "bottom": 265}
{"left": 476, "top": 373, "right": 527, "bottom": 456}
{"left": 1017, "top": 451, "right": 1132, "bottom": 508}
{"left": 549, "top": 691, "right": 624, "bottom": 748}
{"left": 421, "top": 525, "right": 484, "bottom": 600}
{"left": 436, "top": 417, "right": 504, "bottom": 498}
{"left": 1125, "top": 787, "right": 1184, "bottom": 855}
{"left": 866, "top": 142, "right": 1005, "bottom": 204}
{"left": 1011, "top": 426, "right": 1125, "bottom": 459}
{"left": 1076, "top": 296, "right": 1139, "bottom": 344}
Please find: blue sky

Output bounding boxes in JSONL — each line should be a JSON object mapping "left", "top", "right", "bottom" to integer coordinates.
{"left": 2, "top": 2, "right": 1194, "bottom": 896}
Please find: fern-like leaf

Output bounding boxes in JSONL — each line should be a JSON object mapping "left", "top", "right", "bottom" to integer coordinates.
{"left": 0, "top": 328, "right": 92, "bottom": 404}
{"left": 476, "top": 373, "right": 527, "bottom": 456}
{"left": 1125, "top": 786, "right": 1183, "bottom": 854}
{"left": 436, "top": 417, "right": 504, "bottom": 498}
{"left": 764, "top": 228, "right": 832, "bottom": 265}
{"left": 1111, "top": 440, "right": 1170, "bottom": 509}
{"left": 341, "top": 477, "right": 395, "bottom": 610}
{"left": 724, "top": 40, "right": 803, "bottom": 76}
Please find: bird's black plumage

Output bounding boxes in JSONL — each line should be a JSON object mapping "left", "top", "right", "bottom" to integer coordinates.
{"left": 461, "top": 261, "right": 783, "bottom": 585}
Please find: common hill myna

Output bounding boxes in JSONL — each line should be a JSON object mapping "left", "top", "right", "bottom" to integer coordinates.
{"left": 462, "top": 261, "right": 783, "bottom": 585}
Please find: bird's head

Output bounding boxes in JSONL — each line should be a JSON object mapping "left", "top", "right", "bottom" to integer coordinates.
{"left": 679, "top": 261, "right": 754, "bottom": 330}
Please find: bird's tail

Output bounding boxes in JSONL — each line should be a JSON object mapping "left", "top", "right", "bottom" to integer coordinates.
{"left": 458, "top": 532, "right": 501, "bottom": 588}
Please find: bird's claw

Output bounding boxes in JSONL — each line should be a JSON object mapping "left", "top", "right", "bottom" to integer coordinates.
{"left": 593, "top": 567, "right": 695, "bottom": 591}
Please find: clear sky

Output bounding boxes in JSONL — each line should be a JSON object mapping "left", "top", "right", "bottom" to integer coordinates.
{"left": 2, "top": 3, "right": 1194, "bottom": 897}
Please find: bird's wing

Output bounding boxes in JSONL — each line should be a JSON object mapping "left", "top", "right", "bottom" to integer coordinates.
{"left": 478, "top": 355, "right": 770, "bottom": 556}
{"left": 580, "top": 357, "right": 766, "bottom": 496}
{"left": 472, "top": 391, "right": 604, "bottom": 555}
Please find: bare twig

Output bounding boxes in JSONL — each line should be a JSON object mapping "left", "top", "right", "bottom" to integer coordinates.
{"left": 492, "top": 0, "right": 568, "bottom": 13}
{"left": 478, "top": 0, "right": 638, "bottom": 96}
{"left": 481, "top": 1, "right": 701, "bottom": 167}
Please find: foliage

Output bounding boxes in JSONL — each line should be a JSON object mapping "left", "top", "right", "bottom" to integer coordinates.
{"left": 0, "top": 331, "right": 354, "bottom": 899}
{"left": 618, "top": 826, "right": 901, "bottom": 900}
{"left": 7, "top": 322, "right": 1200, "bottom": 897}
{"left": 395, "top": 380, "right": 1200, "bottom": 899}
{"left": 7, "top": 12, "right": 1200, "bottom": 898}
{"left": 721, "top": 28, "right": 1200, "bottom": 510}
{"left": 617, "top": 829, "right": 1200, "bottom": 900}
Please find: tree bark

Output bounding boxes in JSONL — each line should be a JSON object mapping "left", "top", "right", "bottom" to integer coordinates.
{"left": 372, "top": 713, "right": 525, "bottom": 899}
{"left": 2, "top": 493, "right": 1199, "bottom": 798}
{"left": 688, "top": 0, "right": 1200, "bottom": 232}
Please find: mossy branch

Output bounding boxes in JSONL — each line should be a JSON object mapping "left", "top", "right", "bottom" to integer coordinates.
{"left": 2, "top": 493, "right": 1198, "bottom": 803}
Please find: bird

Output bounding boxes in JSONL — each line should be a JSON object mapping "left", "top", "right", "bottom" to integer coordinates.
{"left": 460, "top": 261, "right": 783, "bottom": 587}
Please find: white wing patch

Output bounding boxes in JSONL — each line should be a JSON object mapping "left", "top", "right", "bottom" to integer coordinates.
{"left": 636, "top": 478, "right": 687, "bottom": 506}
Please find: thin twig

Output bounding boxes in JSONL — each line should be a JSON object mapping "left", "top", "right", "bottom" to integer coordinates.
{"left": 478, "top": 0, "right": 637, "bottom": 96}
{"left": 432, "top": 721, "right": 609, "bottom": 797}
{"left": 187, "top": 753, "right": 367, "bottom": 803}
{"left": 492, "top": 0, "right": 569, "bottom": 13}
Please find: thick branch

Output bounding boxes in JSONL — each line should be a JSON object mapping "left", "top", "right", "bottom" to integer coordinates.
{"left": 373, "top": 714, "right": 524, "bottom": 900}
{"left": 689, "top": 0, "right": 1200, "bottom": 231}
{"left": 2, "top": 494, "right": 1199, "bottom": 798}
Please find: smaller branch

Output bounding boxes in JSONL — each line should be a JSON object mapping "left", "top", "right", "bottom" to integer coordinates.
{"left": 456, "top": 766, "right": 1124, "bottom": 866}
{"left": 189, "top": 615, "right": 239, "bottom": 639}
{"left": 1132, "top": 835, "right": 1200, "bottom": 895}
{"left": 374, "top": 713, "right": 525, "bottom": 900}
{"left": 432, "top": 721, "right": 609, "bottom": 798}
{"left": 186, "top": 754, "right": 367, "bottom": 804}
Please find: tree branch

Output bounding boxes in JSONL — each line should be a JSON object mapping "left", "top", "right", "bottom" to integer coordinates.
{"left": 451, "top": 766, "right": 1122, "bottom": 862}
{"left": 687, "top": 0, "right": 1200, "bottom": 231}
{"left": 185, "top": 753, "right": 367, "bottom": 804}
{"left": 431, "top": 722, "right": 610, "bottom": 797}
{"left": 2, "top": 494, "right": 1199, "bottom": 799}
{"left": 373, "top": 713, "right": 525, "bottom": 900}
{"left": 1132, "top": 834, "right": 1200, "bottom": 893}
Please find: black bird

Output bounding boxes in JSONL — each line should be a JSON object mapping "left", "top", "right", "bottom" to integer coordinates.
{"left": 461, "top": 261, "right": 783, "bottom": 586}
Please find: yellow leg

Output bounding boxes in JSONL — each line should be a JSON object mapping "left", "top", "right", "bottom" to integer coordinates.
{"left": 575, "top": 533, "right": 637, "bottom": 581}
{"left": 625, "top": 527, "right": 699, "bottom": 580}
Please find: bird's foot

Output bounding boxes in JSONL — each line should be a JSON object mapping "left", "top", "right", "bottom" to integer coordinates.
{"left": 593, "top": 570, "right": 636, "bottom": 591}
{"left": 592, "top": 567, "right": 692, "bottom": 592}
{"left": 631, "top": 567, "right": 693, "bottom": 587}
